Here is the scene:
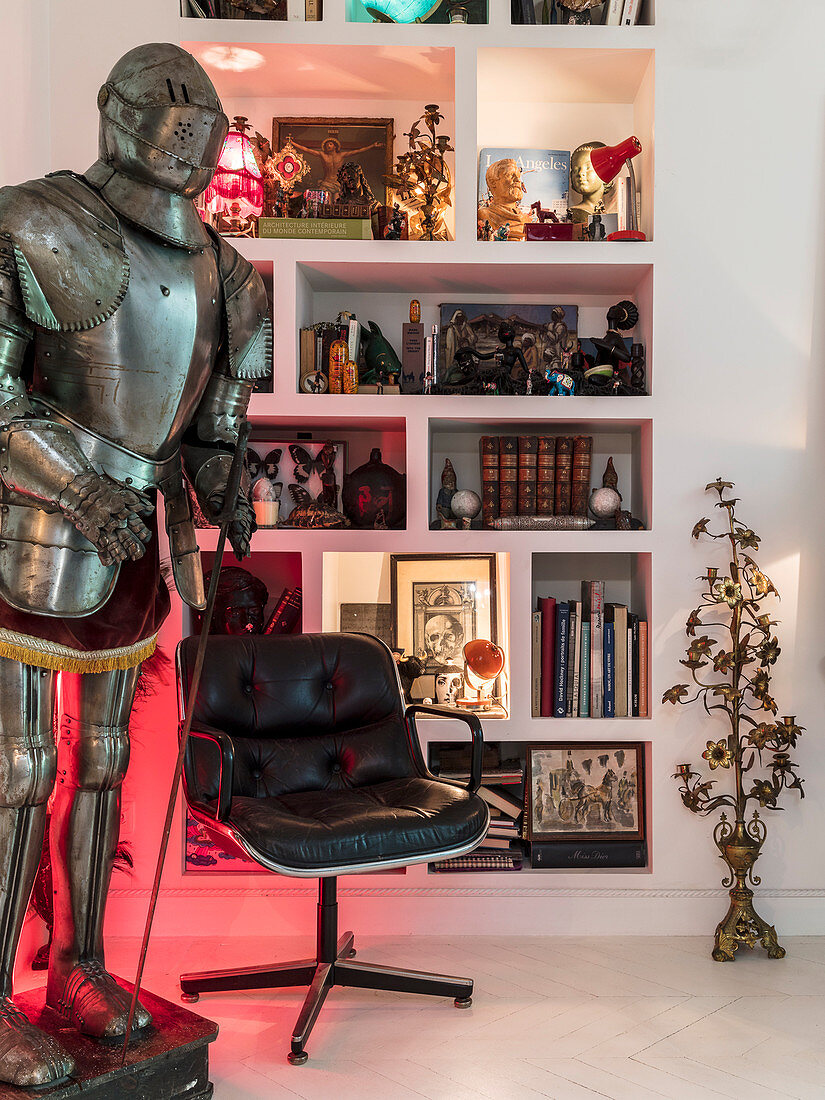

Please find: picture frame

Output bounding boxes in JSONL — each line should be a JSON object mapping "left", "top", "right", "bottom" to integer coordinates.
{"left": 526, "top": 742, "right": 645, "bottom": 843}
{"left": 251, "top": 439, "right": 347, "bottom": 522}
{"left": 390, "top": 554, "right": 497, "bottom": 701}
{"left": 438, "top": 302, "right": 578, "bottom": 379}
{"left": 271, "top": 117, "right": 394, "bottom": 207}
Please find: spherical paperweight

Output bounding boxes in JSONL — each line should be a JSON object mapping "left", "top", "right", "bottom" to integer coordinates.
{"left": 450, "top": 489, "right": 482, "bottom": 522}
{"left": 589, "top": 486, "right": 621, "bottom": 519}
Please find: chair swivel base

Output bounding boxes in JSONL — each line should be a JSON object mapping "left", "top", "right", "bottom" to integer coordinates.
{"left": 179, "top": 879, "right": 473, "bottom": 1064}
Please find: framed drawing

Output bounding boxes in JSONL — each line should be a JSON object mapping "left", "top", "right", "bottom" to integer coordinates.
{"left": 390, "top": 554, "right": 497, "bottom": 702}
{"left": 272, "top": 117, "right": 394, "bottom": 206}
{"left": 526, "top": 742, "right": 645, "bottom": 843}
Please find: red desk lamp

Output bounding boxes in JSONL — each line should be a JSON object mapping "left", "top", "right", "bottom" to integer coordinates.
{"left": 590, "top": 135, "right": 645, "bottom": 242}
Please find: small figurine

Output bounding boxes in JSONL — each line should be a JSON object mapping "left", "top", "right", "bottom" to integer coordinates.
{"left": 589, "top": 457, "right": 644, "bottom": 530}
{"left": 362, "top": 320, "right": 403, "bottom": 380}
{"left": 317, "top": 441, "right": 340, "bottom": 509}
{"left": 410, "top": 299, "right": 421, "bottom": 323}
{"left": 630, "top": 342, "right": 646, "bottom": 392}
{"left": 530, "top": 200, "right": 559, "bottom": 224}
{"left": 436, "top": 459, "right": 458, "bottom": 529}
{"left": 383, "top": 203, "right": 405, "bottom": 240}
{"left": 283, "top": 485, "right": 351, "bottom": 529}
{"left": 199, "top": 567, "right": 269, "bottom": 636}
{"left": 493, "top": 222, "right": 510, "bottom": 241}
{"left": 546, "top": 368, "right": 576, "bottom": 396}
{"left": 392, "top": 651, "right": 425, "bottom": 704}
{"left": 328, "top": 337, "right": 347, "bottom": 394}
{"left": 445, "top": 322, "right": 528, "bottom": 395}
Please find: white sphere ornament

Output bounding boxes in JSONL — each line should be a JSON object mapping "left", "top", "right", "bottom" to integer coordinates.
{"left": 450, "top": 489, "right": 482, "bottom": 521}
{"left": 590, "top": 486, "right": 621, "bottom": 519}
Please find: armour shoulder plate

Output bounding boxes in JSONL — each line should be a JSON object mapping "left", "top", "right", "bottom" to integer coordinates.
{"left": 0, "top": 172, "right": 129, "bottom": 333}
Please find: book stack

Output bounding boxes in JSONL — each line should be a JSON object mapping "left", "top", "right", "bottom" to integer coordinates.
{"left": 430, "top": 745, "right": 524, "bottom": 872}
{"left": 479, "top": 434, "right": 593, "bottom": 529}
{"left": 532, "top": 582, "right": 648, "bottom": 718}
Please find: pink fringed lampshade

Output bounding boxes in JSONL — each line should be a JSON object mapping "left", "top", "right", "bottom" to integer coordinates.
{"left": 202, "top": 126, "right": 264, "bottom": 219}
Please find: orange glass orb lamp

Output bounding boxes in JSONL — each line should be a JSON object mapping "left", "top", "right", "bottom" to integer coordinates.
{"left": 456, "top": 639, "right": 506, "bottom": 713}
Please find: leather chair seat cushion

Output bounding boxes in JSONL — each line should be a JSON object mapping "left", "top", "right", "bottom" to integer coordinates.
{"left": 222, "top": 777, "right": 489, "bottom": 872}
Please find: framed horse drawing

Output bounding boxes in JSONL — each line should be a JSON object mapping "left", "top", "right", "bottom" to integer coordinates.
{"left": 526, "top": 742, "right": 645, "bottom": 842}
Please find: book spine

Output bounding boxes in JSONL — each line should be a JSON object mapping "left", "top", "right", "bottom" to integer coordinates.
{"left": 605, "top": 0, "right": 624, "bottom": 23}
{"left": 604, "top": 621, "right": 615, "bottom": 718}
{"left": 580, "top": 623, "right": 590, "bottom": 717}
{"left": 565, "top": 603, "right": 577, "bottom": 717}
{"left": 517, "top": 435, "right": 538, "bottom": 516}
{"left": 554, "top": 436, "right": 573, "bottom": 515}
{"left": 479, "top": 436, "right": 500, "bottom": 528}
{"left": 611, "top": 605, "right": 628, "bottom": 718}
{"left": 571, "top": 606, "right": 583, "bottom": 719}
{"left": 571, "top": 435, "right": 593, "bottom": 517}
{"left": 498, "top": 436, "right": 519, "bottom": 518}
{"left": 424, "top": 333, "right": 433, "bottom": 384}
{"left": 530, "top": 840, "right": 646, "bottom": 869}
{"left": 536, "top": 436, "right": 556, "bottom": 516}
{"left": 630, "top": 614, "right": 640, "bottom": 717}
{"left": 430, "top": 324, "right": 440, "bottom": 385}
{"left": 347, "top": 319, "right": 361, "bottom": 364}
{"left": 591, "top": 581, "right": 604, "bottom": 718}
{"left": 402, "top": 322, "right": 425, "bottom": 387}
{"left": 553, "top": 603, "right": 570, "bottom": 719}
{"left": 305, "top": 0, "right": 321, "bottom": 19}
{"left": 531, "top": 610, "right": 542, "bottom": 717}
{"left": 627, "top": 626, "right": 633, "bottom": 720}
{"left": 621, "top": 0, "right": 640, "bottom": 25}
{"left": 539, "top": 596, "right": 556, "bottom": 718}
{"left": 639, "top": 621, "right": 648, "bottom": 717}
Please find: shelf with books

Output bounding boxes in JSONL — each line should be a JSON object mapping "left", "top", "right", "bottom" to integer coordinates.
{"left": 530, "top": 550, "right": 651, "bottom": 722}
{"left": 429, "top": 416, "right": 651, "bottom": 532}
{"left": 477, "top": 46, "right": 655, "bottom": 240}
{"left": 511, "top": 0, "right": 655, "bottom": 27}
{"left": 426, "top": 738, "right": 651, "bottom": 873}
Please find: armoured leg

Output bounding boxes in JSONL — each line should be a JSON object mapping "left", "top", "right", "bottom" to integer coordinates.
{"left": 0, "top": 657, "right": 74, "bottom": 1087}
{"left": 46, "top": 665, "right": 152, "bottom": 1038}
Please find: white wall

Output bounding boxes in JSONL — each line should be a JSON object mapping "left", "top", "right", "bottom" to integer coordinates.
{"left": 3, "top": 0, "right": 825, "bottom": 940}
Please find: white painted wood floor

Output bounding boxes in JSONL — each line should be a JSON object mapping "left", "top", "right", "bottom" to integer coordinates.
{"left": 22, "top": 934, "right": 825, "bottom": 1099}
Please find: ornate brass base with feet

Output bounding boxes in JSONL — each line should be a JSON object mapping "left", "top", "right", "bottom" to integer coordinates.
{"left": 712, "top": 814, "right": 786, "bottom": 962}
{"left": 180, "top": 879, "right": 474, "bottom": 1065}
{"left": 712, "top": 884, "right": 786, "bottom": 962}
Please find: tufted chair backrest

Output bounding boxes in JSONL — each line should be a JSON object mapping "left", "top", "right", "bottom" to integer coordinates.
{"left": 177, "top": 632, "right": 416, "bottom": 801}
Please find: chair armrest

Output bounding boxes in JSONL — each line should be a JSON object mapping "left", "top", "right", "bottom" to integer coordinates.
{"left": 183, "top": 726, "right": 236, "bottom": 823}
{"left": 404, "top": 704, "right": 484, "bottom": 795}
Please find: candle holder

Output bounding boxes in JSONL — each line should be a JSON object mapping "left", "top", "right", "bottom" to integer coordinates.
{"left": 665, "top": 479, "right": 806, "bottom": 961}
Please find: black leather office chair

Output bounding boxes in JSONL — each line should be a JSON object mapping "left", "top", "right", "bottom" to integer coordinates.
{"left": 175, "top": 632, "right": 489, "bottom": 1064}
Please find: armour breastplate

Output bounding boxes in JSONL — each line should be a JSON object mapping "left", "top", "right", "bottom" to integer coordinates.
{"left": 32, "top": 222, "right": 221, "bottom": 461}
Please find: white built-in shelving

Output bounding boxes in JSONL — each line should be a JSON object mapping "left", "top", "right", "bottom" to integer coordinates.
{"left": 181, "top": 0, "right": 657, "bottom": 880}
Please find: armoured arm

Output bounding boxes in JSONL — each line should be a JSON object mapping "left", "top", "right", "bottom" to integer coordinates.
{"left": 0, "top": 247, "right": 152, "bottom": 566}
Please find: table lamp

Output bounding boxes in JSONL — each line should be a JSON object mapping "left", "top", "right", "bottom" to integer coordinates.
{"left": 456, "top": 639, "right": 506, "bottom": 713}
{"left": 201, "top": 116, "right": 263, "bottom": 237}
{"left": 589, "top": 135, "right": 645, "bottom": 242}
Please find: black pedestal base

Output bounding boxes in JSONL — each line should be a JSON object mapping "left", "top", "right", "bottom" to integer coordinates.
{"left": 1, "top": 982, "right": 217, "bottom": 1098}
{"left": 180, "top": 879, "right": 473, "bottom": 1064}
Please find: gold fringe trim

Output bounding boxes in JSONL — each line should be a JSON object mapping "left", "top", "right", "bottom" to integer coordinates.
{"left": 0, "top": 630, "right": 158, "bottom": 673}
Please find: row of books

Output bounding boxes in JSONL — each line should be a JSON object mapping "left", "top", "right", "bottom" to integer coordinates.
{"left": 431, "top": 747, "right": 524, "bottom": 872}
{"left": 532, "top": 582, "right": 648, "bottom": 718}
{"left": 480, "top": 435, "right": 592, "bottom": 527}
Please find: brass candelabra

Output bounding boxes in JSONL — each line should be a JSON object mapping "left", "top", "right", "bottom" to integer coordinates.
{"left": 665, "top": 479, "right": 806, "bottom": 961}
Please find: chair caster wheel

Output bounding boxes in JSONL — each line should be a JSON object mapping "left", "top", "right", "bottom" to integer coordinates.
{"left": 454, "top": 996, "right": 472, "bottom": 1009}
{"left": 288, "top": 1049, "right": 308, "bottom": 1065}
{"left": 348, "top": 948, "right": 357, "bottom": 958}
{"left": 181, "top": 991, "right": 200, "bottom": 1004}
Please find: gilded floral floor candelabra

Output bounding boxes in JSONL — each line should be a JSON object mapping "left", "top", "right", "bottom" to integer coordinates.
{"left": 664, "top": 479, "right": 806, "bottom": 961}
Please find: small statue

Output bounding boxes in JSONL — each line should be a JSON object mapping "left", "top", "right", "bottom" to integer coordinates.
{"left": 283, "top": 485, "right": 351, "bottom": 529}
{"left": 570, "top": 141, "right": 614, "bottom": 224}
{"left": 493, "top": 222, "right": 510, "bottom": 241}
{"left": 393, "top": 651, "right": 425, "bottom": 704}
{"left": 546, "top": 368, "right": 576, "bottom": 396}
{"left": 589, "top": 457, "right": 644, "bottom": 530}
{"left": 436, "top": 459, "right": 458, "bottom": 529}
{"left": 445, "top": 322, "right": 528, "bottom": 395}
{"left": 336, "top": 161, "right": 376, "bottom": 207}
{"left": 630, "top": 342, "right": 646, "bottom": 392}
{"left": 581, "top": 301, "right": 645, "bottom": 396}
{"left": 477, "top": 217, "right": 493, "bottom": 241}
{"left": 362, "top": 321, "right": 403, "bottom": 381}
{"left": 383, "top": 203, "right": 405, "bottom": 240}
{"left": 317, "top": 441, "right": 340, "bottom": 509}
